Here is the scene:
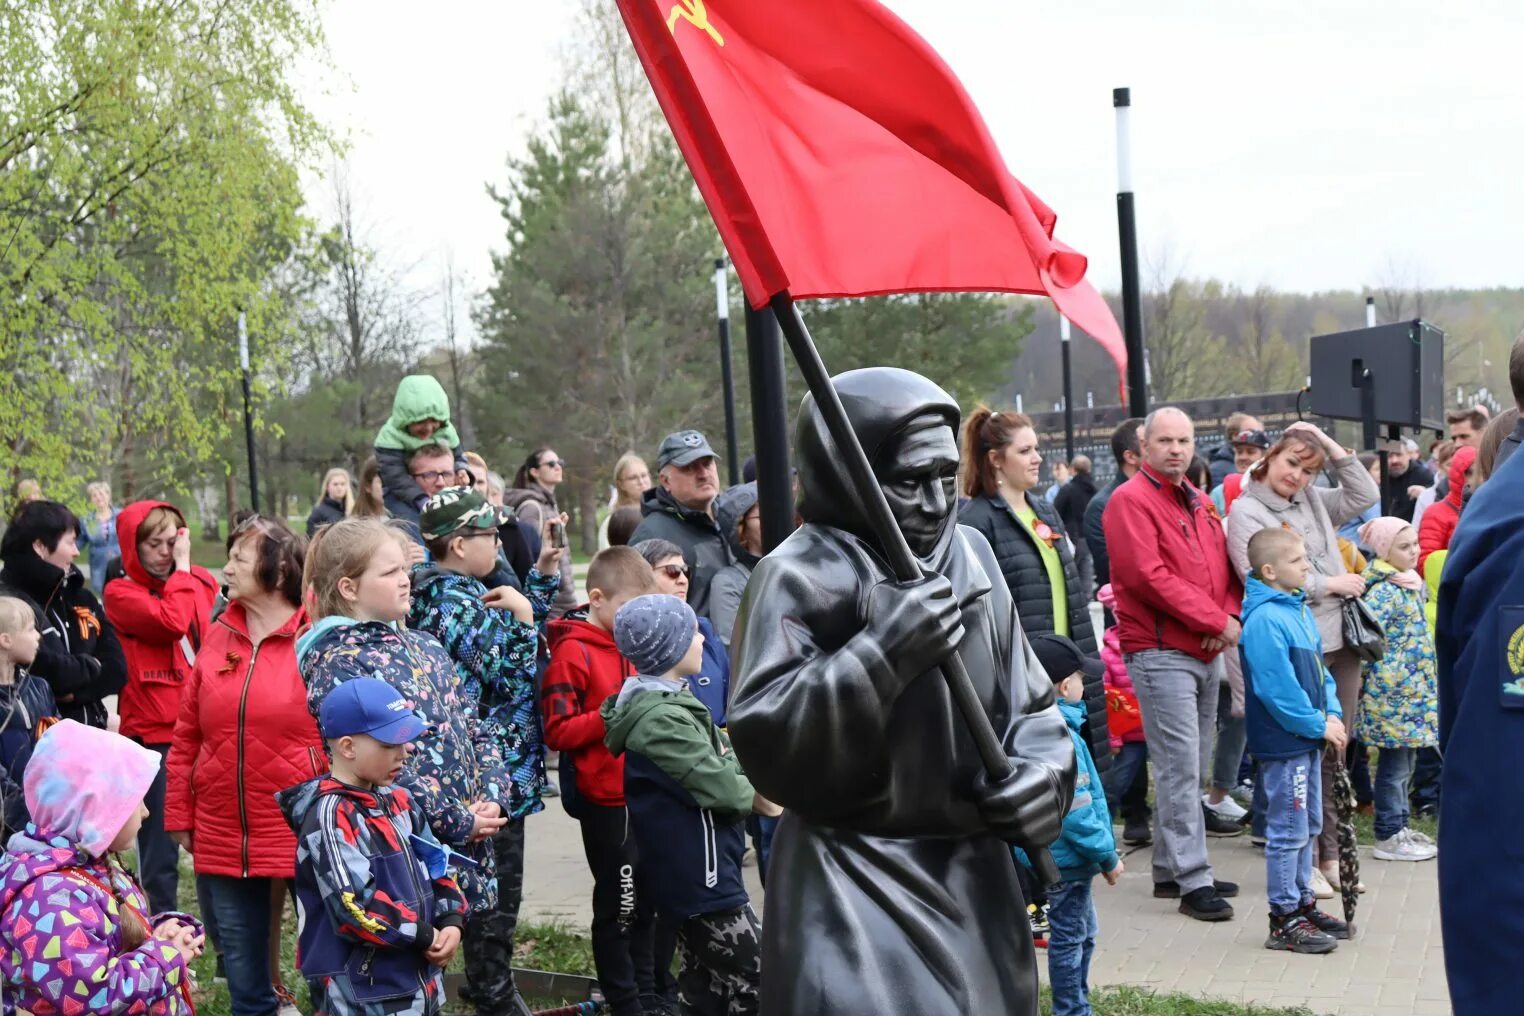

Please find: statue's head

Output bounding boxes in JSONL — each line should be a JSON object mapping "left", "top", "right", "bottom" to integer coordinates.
{"left": 795, "top": 367, "right": 962, "bottom": 561}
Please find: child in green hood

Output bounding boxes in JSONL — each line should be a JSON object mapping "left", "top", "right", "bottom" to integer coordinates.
{"left": 373, "top": 375, "right": 469, "bottom": 521}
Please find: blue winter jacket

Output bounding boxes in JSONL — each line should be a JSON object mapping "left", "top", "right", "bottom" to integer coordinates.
{"left": 685, "top": 617, "right": 730, "bottom": 725}
{"left": 1017, "top": 698, "right": 1118, "bottom": 882}
{"left": 1240, "top": 576, "right": 1341, "bottom": 761}
{"left": 0, "top": 672, "right": 59, "bottom": 837}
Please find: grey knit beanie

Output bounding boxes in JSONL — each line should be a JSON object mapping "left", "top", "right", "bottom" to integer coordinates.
{"left": 614, "top": 594, "right": 698, "bottom": 677}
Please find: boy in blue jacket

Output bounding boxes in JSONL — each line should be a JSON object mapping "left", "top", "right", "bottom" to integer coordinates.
{"left": 1025, "top": 635, "right": 1123, "bottom": 1016}
{"left": 1240, "top": 528, "right": 1350, "bottom": 954}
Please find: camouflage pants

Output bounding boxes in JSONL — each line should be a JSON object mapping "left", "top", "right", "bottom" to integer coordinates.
{"left": 676, "top": 905, "right": 761, "bottom": 1016}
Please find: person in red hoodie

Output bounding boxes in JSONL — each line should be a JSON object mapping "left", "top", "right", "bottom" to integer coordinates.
{"left": 164, "top": 516, "right": 322, "bottom": 1016}
{"left": 1102, "top": 407, "right": 1244, "bottom": 923}
{"left": 540, "top": 546, "right": 670, "bottom": 1016}
{"left": 104, "top": 500, "right": 219, "bottom": 916}
{"left": 1417, "top": 445, "right": 1477, "bottom": 574}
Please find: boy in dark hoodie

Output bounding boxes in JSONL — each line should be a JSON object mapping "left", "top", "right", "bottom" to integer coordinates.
{"left": 409, "top": 487, "right": 561, "bottom": 1016}
{"left": 602, "top": 594, "right": 767, "bottom": 1016}
{"left": 373, "top": 374, "right": 470, "bottom": 522}
{"left": 540, "top": 547, "right": 670, "bottom": 1016}
{"left": 279, "top": 677, "right": 467, "bottom": 1016}
{"left": 1240, "top": 528, "right": 1350, "bottom": 954}
{"left": 0, "top": 596, "right": 55, "bottom": 839}
{"left": 1022, "top": 634, "right": 1123, "bottom": 1016}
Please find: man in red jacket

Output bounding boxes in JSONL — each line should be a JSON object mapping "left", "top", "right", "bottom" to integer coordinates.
{"left": 104, "top": 500, "right": 219, "bottom": 915}
{"left": 1103, "top": 408, "right": 1243, "bottom": 923}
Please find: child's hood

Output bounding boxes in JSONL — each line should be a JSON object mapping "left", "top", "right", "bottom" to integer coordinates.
{"left": 409, "top": 564, "right": 481, "bottom": 607}
{"left": 1057, "top": 697, "right": 1088, "bottom": 733}
{"left": 276, "top": 774, "right": 392, "bottom": 833}
{"left": 601, "top": 678, "right": 704, "bottom": 755}
{"left": 295, "top": 614, "right": 402, "bottom": 664}
{"left": 1241, "top": 574, "right": 1305, "bottom": 619}
{"left": 547, "top": 614, "right": 619, "bottom": 655}
{"left": 374, "top": 375, "right": 460, "bottom": 451}
{"left": 114, "top": 499, "right": 180, "bottom": 591}
{"left": 20, "top": 720, "right": 160, "bottom": 857}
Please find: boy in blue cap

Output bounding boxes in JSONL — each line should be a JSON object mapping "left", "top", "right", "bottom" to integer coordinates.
{"left": 278, "top": 677, "right": 468, "bottom": 1016}
{"left": 1024, "top": 634, "right": 1124, "bottom": 1016}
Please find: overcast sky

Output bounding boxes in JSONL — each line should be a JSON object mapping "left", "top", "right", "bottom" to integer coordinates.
{"left": 303, "top": 0, "right": 1522, "bottom": 341}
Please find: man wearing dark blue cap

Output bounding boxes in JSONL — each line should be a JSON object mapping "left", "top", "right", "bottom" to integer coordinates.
{"left": 629, "top": 430, "right": 734, "bottom": 618}
{"left": 278, "top": 677, "right": 468, "bottom": 1015}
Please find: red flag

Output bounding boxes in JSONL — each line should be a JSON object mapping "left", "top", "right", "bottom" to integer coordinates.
{"left": 616, "top": 0, "right": 1127, "bottom": 387}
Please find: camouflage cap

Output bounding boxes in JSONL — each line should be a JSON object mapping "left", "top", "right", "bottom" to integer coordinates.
{"left": 419, "top": 486, "right": 513, "bottom": 540}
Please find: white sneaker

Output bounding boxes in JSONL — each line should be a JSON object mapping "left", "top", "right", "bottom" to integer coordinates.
{"left": 1374, "top": 833, "right": 1438, "bottom": 861}
{"left": 1309, "top": 867, "right": 1336, "bottom": 899}
{"left": 1402, "top": 827, "right": 1436, "bottom": 847}
{"left": 1203, "top": 793, "right": 1248, "bottom": 821}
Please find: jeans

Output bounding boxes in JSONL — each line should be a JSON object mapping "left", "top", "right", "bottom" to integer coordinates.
{"left": 1348, "top": 739, "right": 1373, "bottom": 807}
{"left": 133, "top": 741, "right": 179, "bottom": 915}
{"left": 1211, "top": 689, "right": 1247, "bottom": 793}
{"left": 1105, "top": 742, "right": 1150, "bottom": 826}
{"left": 1125, "top": 650, "right": 1218, "bottom": 891}
{"left": 1046, "top": 879, "right": 1098, "bottom": 1016}
{"left": 1261, "top": 751, "right": 1323, "bottom": 916}
{"left": 1374, "top": 747, "right": 1418, "bottom": 841}
{"left": 1250, "top": 761, "right": 1267, "bottom": 839}
{"left": 753, "top": 814, "right": 779, "bottom": 887}
{"left": 578, "top": 803, "right": 666, "bottom": 1016}
{"left": 200, "top": 875, "right": 280, "bottom": 1016}
{"left": 1411, "top": 746, "right": 1443, "bottom": 816}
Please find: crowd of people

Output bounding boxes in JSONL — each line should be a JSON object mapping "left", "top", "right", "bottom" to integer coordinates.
{"left": 0, "top": 341, "right": 1519, "bottom": 1016}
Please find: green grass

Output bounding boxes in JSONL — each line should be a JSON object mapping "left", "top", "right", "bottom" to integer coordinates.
{"left": 1060, "top": 987, "right": 1317, "bottom": 1015}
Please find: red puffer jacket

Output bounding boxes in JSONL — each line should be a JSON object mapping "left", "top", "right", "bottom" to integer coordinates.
{"left": 163, "top": 602, "right": 325, "bottom": 878}
{"left": 104, "top": 501, "right": 219, "bottom": 743}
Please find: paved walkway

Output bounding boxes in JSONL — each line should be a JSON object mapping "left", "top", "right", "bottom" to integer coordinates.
{"left": 521, "top": 806, "right": 1448, "bottom": 1015}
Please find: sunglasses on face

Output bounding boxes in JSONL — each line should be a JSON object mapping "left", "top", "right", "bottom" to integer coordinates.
{"left": 657, "top": 563, "right": 690, "bottom": 579}
{"left": 539, "top": 459, "right": 566, "bottom": 469}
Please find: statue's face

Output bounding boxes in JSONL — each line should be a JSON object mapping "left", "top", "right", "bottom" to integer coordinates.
{"left": 880, "top": 420, "right": 960, "bottom": 556}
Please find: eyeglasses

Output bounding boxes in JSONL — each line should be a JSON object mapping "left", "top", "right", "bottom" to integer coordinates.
{"left": 457, "top": 529, "right": 500, "bottom": 543}
{"left": 411, "top": 470, "right": 456, "bottom": 483}
{"left": 539, "top": 459, "right": 567, "bottom": 470}
{"left": 657, "top": 563, "right": 690, "bottom": 579}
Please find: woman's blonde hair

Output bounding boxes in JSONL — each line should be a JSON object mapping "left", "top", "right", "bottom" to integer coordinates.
{"left": 85, "top": 481, "right": 111, "bottom": 503}
{"left": 319, "top": 467, "right": 355, "bottom": 516}
{"left": 135, "top": 505, "right": 185, "bottom": 546}
{"left": 612, "top": 453, "right": 648, "bottom": 507}
{"left": 354, "top": 456, "right": 386, "bottom": 518}
{"left": 302, "top": 517, "right": 405, "bottom": 620}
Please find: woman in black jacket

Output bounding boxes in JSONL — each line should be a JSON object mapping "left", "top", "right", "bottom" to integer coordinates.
{"left": 305, "top": 467, "right": 353, "bottom": 536}
{"left": 959, "top": 407, "right": 1106, "bottom": 773}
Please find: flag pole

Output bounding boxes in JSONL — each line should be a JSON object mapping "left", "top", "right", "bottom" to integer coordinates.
{"left": 768, "top": 291, "right": 1062, "bottom": 887}
{"left": 715, "top": 258, "right": 742, "bottom": 486}
{"left": 1114, "top": 88, "right": 1148, "bottom": 418}
{"left": 1060, "top": 315, "right": 1076, "bottom": 462}
{"left": 746, "top": 304, "right": 795, "bottom": 552}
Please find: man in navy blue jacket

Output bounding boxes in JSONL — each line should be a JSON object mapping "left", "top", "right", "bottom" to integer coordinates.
{"left": 1436, "top": 355, "right": 1524, "bottom": 1014}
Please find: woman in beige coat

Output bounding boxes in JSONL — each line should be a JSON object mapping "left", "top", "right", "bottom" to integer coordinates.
{"left": 1225, "top": 421, "right": 1379, "bottom": 892}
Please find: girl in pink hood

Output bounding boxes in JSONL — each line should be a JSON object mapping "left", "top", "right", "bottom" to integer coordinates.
{"left": 0, "top": 720, "right": 204, "bottom": 1015}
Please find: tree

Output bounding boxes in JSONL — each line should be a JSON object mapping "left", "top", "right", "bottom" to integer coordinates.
{"left": 0, "top": 0, "right": 331, "bottom": 515}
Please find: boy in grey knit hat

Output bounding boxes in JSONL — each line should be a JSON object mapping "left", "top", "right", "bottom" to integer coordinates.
{"left": 602, "top": 594, "right": 773, "bottom": 1014}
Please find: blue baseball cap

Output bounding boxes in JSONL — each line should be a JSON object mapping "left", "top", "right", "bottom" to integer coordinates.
{"left": 319, "top": 677, "right": 431, "bottom": 744}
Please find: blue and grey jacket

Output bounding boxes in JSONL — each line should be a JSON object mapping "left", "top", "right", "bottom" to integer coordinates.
{"left": 1240, "top": 576, "right": 1341, "bottom": 761}
{"left": 1017, "top": 698, "right": 1119, "bottom": 882}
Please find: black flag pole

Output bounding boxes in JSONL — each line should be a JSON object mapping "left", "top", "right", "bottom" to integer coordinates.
{"left": 768, "top": 291, "right": 1062, "bottom": 887}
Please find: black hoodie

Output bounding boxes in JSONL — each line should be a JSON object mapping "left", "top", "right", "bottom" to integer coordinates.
{"left": 0, "top": 552, "right": 126, "bottom": 729}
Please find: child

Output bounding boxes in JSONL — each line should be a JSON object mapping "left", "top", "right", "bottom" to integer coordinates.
{"left": 409, "top": 488, "right": 562, "bottom": 1014}
{"left": 373, "top": 374, "right": 469, "bottom": 520}
{"left": 278, "top": 678, "right": 467, "bottom": 1015}
{"left": 541, "top": 547, "right": 670, "bottom": 1016}
{"left": 602, "top": 594, "right": 768, "bottom": 1015}
{"left": 1355, "top": 517, "right": 1440, "bottom": 862}
{"left": 1096, "top": 584, "right": 1150, "bottom": 847}
{"left": 299, "top": 519, "right": 510, "bottom": 922}
{"left": 1023, "top": 635, "right": 1124, "bottom": 1016}
{"left": 1240, "top": 528, "right": 1350, "bottom": 953}
{"left": 0, "top": 720, "right": 205, "bottom": 1015}
{"left": 0, "top": 597, "right": 56, "bottom": 840}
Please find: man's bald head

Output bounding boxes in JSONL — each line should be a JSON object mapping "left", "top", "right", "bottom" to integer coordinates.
{"left": 1142, "top": 407, "right": 1196, "bottom": 482}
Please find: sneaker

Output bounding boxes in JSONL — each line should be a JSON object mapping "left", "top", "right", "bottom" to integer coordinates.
{"left": 1402, "top": 827, "right": 1436, "bottom": 847}
{"left": 1122, "top": 820, "right": 1152, "bottom": 846}
{"left": 1027, "top": 902, "right": 1050, "bottom": 937}
{"left": 273, "top": 983, "right": 302, "bottom": 1016}
{"left": 1231, "top": 780, "right": 1254, "bottom": 807}
{"left": 1203, "top": 792, "right": 1248, "bottom": 821}
{"left": 1298, "top": 903, "right": 1351, "bottom": 940}
{"left": 1265, "top": 912, "right": 1338, "bottom": 954}
{"left": 1309, "top": 867, "right": 1336, "bottom": 899}
{"left": 1154, "top": 879, "right": 1239, "bottom": 899}
{"left": 543, "top": 779, "right": 560, "bottom": 798}
{"left": 1250, "top": 834, "right": 1268, "bottom": 848}
{"left": 1374, "top": 832, "right": 1438, "bottom": 862}
{"left": 1203, "top": 805, "right": 1246, "bottom": 837}
{"left": 1321, "top": 865, "right": 1367, "bottom": 893}
{"left": 1179, "top": 887, "right": 1235, "bottom": 922}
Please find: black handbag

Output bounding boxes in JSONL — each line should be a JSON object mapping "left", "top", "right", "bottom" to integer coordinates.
{"left": 1342, "top": 578, "right": 1387, "bottom": 663}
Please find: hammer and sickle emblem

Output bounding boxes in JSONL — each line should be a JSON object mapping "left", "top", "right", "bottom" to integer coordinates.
{"left": 667, "top": 0, "right": 724, "bottom": 46}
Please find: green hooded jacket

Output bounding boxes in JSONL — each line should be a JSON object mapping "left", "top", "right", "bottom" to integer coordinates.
{"left": 374, "top": 375, "right": 462, "bottom": 451}
{"left": 601, "top": 678, "right": 753, "bottom": 821}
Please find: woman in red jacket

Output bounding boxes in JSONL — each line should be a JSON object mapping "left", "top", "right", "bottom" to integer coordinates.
{"left": 165, "top": 516, "right": 322, "bottom": 1016}
{"left": 103, "top": 499, "right": 218, "bottom": 916}
{"left": 1417, "top": 445, "right": 1477, "bottom": 574}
